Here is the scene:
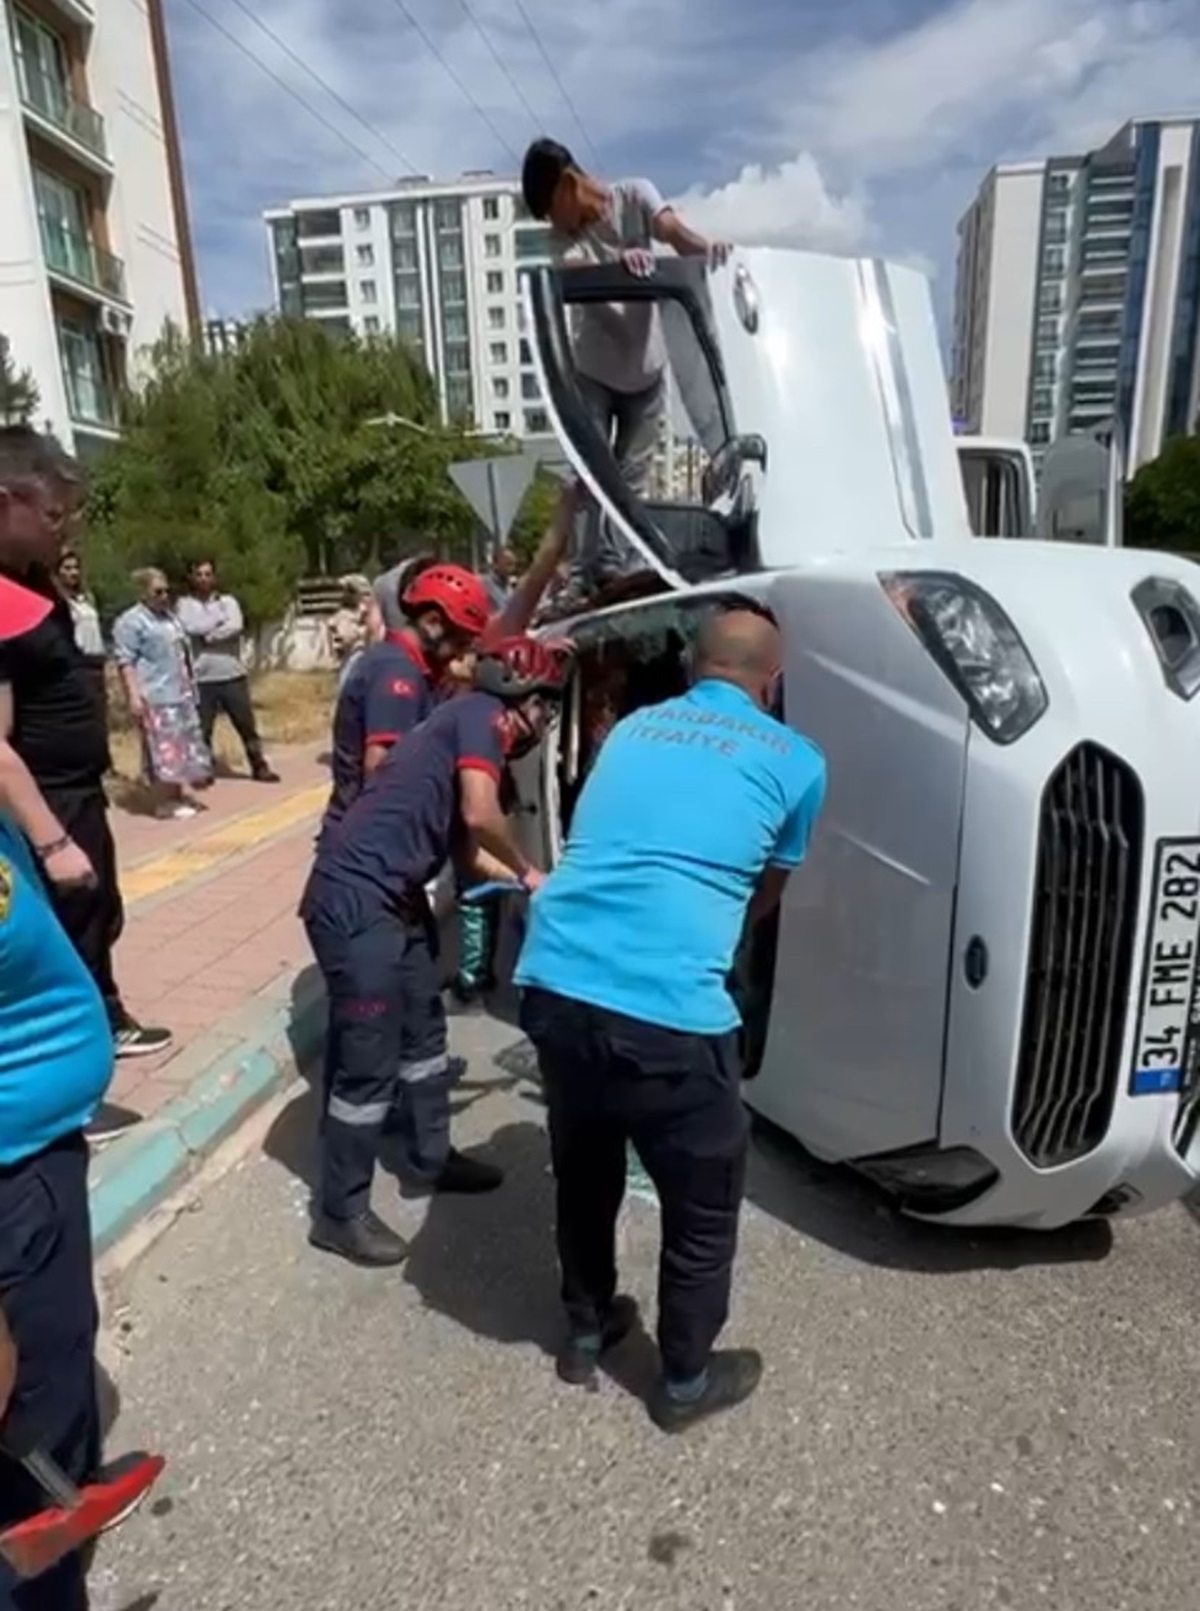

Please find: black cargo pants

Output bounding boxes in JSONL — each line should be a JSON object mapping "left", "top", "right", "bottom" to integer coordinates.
{"left": 304, "top": 885, "right": 454, "bottom": 1220}
{"left": 520, "top": 987, "right": 749, "bottom": 1384}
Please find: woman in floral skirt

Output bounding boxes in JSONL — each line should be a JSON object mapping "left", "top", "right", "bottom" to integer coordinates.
{"left": 112, "top": 568, "right": 213, "bottom": 819}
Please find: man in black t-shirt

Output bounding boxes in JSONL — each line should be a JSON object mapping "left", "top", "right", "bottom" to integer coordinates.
{"left": 0, "top": 428, "right": 170, "bottom": 1058}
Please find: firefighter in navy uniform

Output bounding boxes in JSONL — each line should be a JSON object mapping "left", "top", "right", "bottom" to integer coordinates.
{"left": 323, "top": 562, "right": 491, "bottom": 831}
{"left": 300, "top": 636, "right": 569, "bottom": 1267}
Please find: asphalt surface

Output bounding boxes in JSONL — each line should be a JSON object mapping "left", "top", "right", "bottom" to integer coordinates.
{"left": 90, "top": 1009, "right": 1200, "bottom": 1611}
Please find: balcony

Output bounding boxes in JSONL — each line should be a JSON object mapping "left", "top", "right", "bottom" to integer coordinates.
{"left": 40, "top": 223, "right": 128, "bottom": 303}
{"left": 58, "top": 319, "right": 120, "bottom": 438}
{"left": 18, "top": 64, "right": 109, "bottom": 170}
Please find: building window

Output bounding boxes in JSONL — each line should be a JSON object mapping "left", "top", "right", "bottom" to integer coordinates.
{"left": 492, "top": 377, "right": 510, "bottom": 399}
{"left": 1029, "top": 421, "right": 1051, "bottom": 445}
{"left": 485, "top": 233, "right": 502, "bottom": 258}
{"left": 446, "top": 374, "right": 473, "bottom": 419}
{"left": 439, "top": 234, "right": 464, "bottom": 269}
{"left": 441, "top": 270, "right": 466, "bottom": 305}
{"left": 354, "top": 208, "right": 371, "bottom": 230}
{"left": 1036, "top": 317, "right": 1058, "bottom": 347}
{"left": 391, "top": 202, "right": 417, "bottom": 238}
{"left": 443, "top": 309, "right": 468, "bottom": 342}
{"left": 364, "top": 315, "right": 380, "bottom": 334}
{"left": 521, "top": 371, "right": 540, "bottom": 400}
{"left": 488, "top": 306, "right": 505, "bottom": 330}
{"left": 486, "top": 270, "right": 504, "bottom": 294}
{"left": 524, "top": 407, "right": 549, "bottom": 433}
{"left": 393, "top": 238, "right": 418, "bottom": 272}
{"left": 489, "top": 341, "right": 507, "bottom": 364}
{"left": 1042, "top": 246, "right": 1065, "bottom": 276}
{"left": 483, "top": 196, "right": 500, "bottom": 220}
{"left": 1031, "top": 387, "right": 1053, "bottom": 416}
{"left": 1033, "top": 353, "right": 1057, "bottom": 381}
{"left": 515, "top": 227, "right": 551, "bottom": 261}
{"left": 360, "top": 280, "right": 377, "bottom": 303}
{"left": 494, "top": 411, "right": 511, "bottom": 430}
{"left": 395, "top": 276, "right": 421, "bottom": 309}
{"left": 58, "top": 318, "right": 115, "bottom": 426}
{"left": 519, "top": 338, "right": 532, "bottom": 366}
{"left": 1038, "top": 284, "right": 1063, "bottom": 313}
{"left": 299, "top": 244, "right": 345, "bottom": 275}
{"left": 302, "top": 280, "right": 349, "bottom": 311}
{"left": 296, "top": 209, "right": 342, "bottom": 238}
{"left": 435, "top": 199, "right": 462, "bottom": 232}
{"left": 357, "top": 244, "right": 374, "bottom": 267}
{"left": 444, "top": 340, "right": 471, "bottom": 376}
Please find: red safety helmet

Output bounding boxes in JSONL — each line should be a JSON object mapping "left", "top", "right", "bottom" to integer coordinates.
{"left": 474, "top": 635, "right": 571, "bottom": 701}
{"left": 402, "top": 564, "right": 490, "bottom": 637}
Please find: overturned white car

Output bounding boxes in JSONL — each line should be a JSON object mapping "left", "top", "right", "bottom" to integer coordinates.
{"left": 505, "top": 246, "right": 1200, "bottom": 1230}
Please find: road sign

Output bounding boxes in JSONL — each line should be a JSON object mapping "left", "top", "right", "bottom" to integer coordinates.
{"left": 449, "top": 452, "right": 539, "bottom": 546}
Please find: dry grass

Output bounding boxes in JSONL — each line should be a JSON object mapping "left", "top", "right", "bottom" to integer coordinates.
{"left": 106, "top": 668, "right": 336, "bottom": 787}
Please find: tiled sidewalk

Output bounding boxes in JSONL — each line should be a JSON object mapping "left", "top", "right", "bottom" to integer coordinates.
{"left": 102, "top": 744, "right": 328, "bottom": 1125}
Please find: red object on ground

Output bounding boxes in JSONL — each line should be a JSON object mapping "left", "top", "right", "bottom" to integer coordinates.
{"left": 0, "top": 1451, "right": 165, "bottom": 1580}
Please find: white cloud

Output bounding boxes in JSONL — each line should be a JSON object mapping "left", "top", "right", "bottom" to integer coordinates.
{"left": 674, "top": 156, "right": 868, "bottom": 254}
{"left": 168, "top": 0, "right": 1200, "bottom": 317}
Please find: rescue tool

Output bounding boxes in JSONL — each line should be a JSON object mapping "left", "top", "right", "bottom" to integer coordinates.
{"left": 0, "top": 1443, "right": 165, "bottom": 1581}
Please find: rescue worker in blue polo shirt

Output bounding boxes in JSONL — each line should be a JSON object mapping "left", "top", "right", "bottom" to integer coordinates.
{"left": 324, "top": 562, "right": 491, "bottom": 828}
{"left": 301, "top": 635, "right": 570, "bottom": 1267}
{"left": 516, "top": 603, "right": 826, "bottom": 1433}
{"left": 0, "top": 582, "right": 115, "bottom": 1610}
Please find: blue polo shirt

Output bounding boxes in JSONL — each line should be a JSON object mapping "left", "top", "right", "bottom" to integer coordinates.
{"left": 0, "top": 818, "right": 112, "bottom": 1165}
{"left": 323, "top": 632, "right": 434, "bottom": 826}
{"left": 516, "top": 679, "right": 827, "bottom": 1035}
{"left": 303, "top": 690, "right": 508, "bottom": 928}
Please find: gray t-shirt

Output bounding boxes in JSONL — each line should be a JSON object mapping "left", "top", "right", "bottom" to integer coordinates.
{"left": 175, "top": 592, "right": 246, "bottom": 684}
{"left": 550, "top": 178, "right": 668, "bottom": 395}
{"left": 372, "top": 564, "right": 407, "bottom": 633}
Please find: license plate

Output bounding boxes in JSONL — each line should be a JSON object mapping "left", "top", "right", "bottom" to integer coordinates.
{"left": 1130, "top": 838, "right": 1200, "bottom": 1095}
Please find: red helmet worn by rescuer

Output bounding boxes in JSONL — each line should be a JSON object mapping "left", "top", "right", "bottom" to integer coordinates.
{"left": 474, "top": 635, "right": 572, "bottom": 701}
{"left": 402, "top": 564, "right": 490, "bottom": 637}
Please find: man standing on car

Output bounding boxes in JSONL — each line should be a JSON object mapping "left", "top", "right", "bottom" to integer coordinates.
{"left": 0, "top": 428, "right": 170, "bottom": 1059}
{"left": 516, "top": 603, "right": 826, "bottom": 1432}
{"left": 520, "top": 138, "right": 729, "bottom": 595}
{"left": 176, "top": 558, "right": 279, "bottom": 783}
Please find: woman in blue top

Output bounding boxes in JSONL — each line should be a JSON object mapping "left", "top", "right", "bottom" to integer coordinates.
{"left": 112, "top": 568, "right": 212, "bottom": 819}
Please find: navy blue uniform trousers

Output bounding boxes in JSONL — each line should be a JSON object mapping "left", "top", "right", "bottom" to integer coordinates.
{"left": 305, "top": 888, "right": 453, "bottom": 1220}
{"left": 0, "top": 1133, "right": 99, "bottom": 1611}
{"left": 520, "top": 988, "right": 749, "bottom": 1383}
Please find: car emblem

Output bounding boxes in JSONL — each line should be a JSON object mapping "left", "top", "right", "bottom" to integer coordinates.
{"left": 733, "top": 265, "right": 760, "bottom": 333}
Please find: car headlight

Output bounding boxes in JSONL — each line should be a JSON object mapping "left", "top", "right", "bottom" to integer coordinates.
{"left": 880, "top": 571, "right": 1048, "bottom": 744}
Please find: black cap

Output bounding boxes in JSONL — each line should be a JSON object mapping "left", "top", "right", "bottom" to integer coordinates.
{"left": 521, "top": 138, "right": 577, "bottom": 220}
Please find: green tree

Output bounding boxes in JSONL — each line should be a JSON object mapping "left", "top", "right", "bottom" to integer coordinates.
{"left": 85, "top": 318, "right": 489, "bottom": 621}
{"left": 1125, "top": 434, "right": 1200, "bottom": 553}
{"left": 0, "top": 335, "right": 39, "bottom": 427}
{"left": 509, "top": 467, "right": 566, "bottom": 566}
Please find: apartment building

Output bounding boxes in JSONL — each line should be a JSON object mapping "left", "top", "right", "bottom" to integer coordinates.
{"left": 951, "top": 115, "right": 1200, "bottom": 471}
{"left": 265, "top": 173, "right": 555, "bottom": 441}
{"left": 0, "top": 0, "right": 198, "bottom": 457}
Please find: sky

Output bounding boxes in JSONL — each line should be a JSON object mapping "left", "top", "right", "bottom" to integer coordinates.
{"left": 166, "top": 0, "right": 1200, "bottom": 324}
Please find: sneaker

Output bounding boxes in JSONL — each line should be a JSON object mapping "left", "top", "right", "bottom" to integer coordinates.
{"left": 114, "top": 1022, "right": 173, "bottom": 1059}
{"left": 649, "top": 1349, "right": 764, "bottom": 1435}
{"left": 557, "top": 1295, "right": 640, "bottom": 1386}
{"left": 434, "top": 1147, "right": 503, "bottom": 1194}
{"left": 309, "top": 1209, "right": 408, "bottom": 1267}
{"left": 252, "top": 764, "right": 281, "bottom": 784}
{"left": 154, "top": 802, "right": 198, "bottom": 821}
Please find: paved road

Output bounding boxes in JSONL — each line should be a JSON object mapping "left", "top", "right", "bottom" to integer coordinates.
{"left": 91, "top": 1011, "right": 1200, "bottom": 1611}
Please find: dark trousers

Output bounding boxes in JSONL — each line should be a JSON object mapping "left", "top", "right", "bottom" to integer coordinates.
{"left": 42, "top": 789, "right": 127, "bottom": 1035}
{"left": 305, "top": 895, "right": 453, "bottom": 1219}
{"left": 520, "top": 988, "right": 748, "bottom": 1384}
{"left": 0, "top": 1134, "right": 99, "bottom": 1611}
{"left": 197, "top": 676, "right": 264, "bottom": 770}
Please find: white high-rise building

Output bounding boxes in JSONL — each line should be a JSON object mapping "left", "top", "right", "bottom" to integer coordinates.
{"left": 264, "top": 172, "right": 555, "bottom": 441}
{"left": 951, "top": 116, "right": 1200, "bottom": 471}
{"left": 0, "top": 0, "right": 198, "bottom": 457}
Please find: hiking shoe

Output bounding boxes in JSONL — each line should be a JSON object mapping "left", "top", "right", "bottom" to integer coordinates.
{"left": 434, "top": 1148, "right": 503, "bottom": 1194}
{"left": 649, "top": 1349, "right": 764, "bottom": 1434}
{"left": 557, "top": 1295, "right": 640, "bottom": 1386}
{"left": 309, "top": 1209, "right": 408, "bottom": 1267}
{"left": 114, "top": 1021, "right": 172, "bottom": 1059}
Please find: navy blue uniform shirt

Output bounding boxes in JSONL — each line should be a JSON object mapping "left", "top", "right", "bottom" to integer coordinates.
{"left": 324, "top": 631, "right": 435, "bottom": 826}
{"left": 304, "top": 690, "right": 508, "bottom": 928}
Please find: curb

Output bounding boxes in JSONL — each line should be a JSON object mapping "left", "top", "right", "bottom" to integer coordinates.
{"left": 88, "top": 974, "right": 326, "bottom": 1257}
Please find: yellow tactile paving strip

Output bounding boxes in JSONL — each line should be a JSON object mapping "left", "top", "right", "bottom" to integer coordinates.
{"left": 121, "top": 784, "right": 328, "bottom": 905}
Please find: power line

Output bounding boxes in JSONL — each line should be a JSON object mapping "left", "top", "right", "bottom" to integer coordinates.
{"left": 453, "top": 0, "right": 543, "bottom": 137}
{"left": 505, "top": 0, "right": 600, "bottom": 165}
{"left": 218, "top": 0, "right": 422, "bottom": 179}
{"left": 176, "top": 0, "right": 396, "bottom": 183}
{"left": 382, "top": 0, "right": 523, "bottom": 165}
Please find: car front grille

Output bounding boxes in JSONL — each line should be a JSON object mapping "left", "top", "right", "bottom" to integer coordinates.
{"left": 1011, "top": 744, "right": 1144, "bottom": 1168}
